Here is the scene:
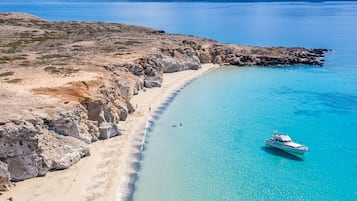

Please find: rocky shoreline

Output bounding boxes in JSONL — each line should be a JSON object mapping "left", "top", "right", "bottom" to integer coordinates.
{"left": 0, "top": 12, "right": 328, "bottom": 191}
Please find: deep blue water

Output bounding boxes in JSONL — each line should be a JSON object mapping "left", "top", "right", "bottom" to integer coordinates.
{"left": 1, "top": 2, "right": 356, "bottom": 201}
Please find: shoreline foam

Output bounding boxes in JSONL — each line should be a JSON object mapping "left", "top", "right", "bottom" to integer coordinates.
{"left": 1, "top": 64, "right": 219, "bottom": 201}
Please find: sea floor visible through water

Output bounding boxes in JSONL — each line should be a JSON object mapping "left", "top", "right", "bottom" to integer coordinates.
{"left": 133, "top": 65, "right": 357, "bottom": 201}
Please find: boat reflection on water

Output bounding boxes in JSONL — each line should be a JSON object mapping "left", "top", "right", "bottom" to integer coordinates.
{"left": 261, "top": 146, "right": 304, "bottom": 161}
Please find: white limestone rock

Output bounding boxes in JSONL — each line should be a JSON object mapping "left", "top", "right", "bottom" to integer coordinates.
{"left": 0, "top": 161, "right": 12, "bottom": 191}
{"left": 0, "top": 118, "right": 89, "bottom": 182}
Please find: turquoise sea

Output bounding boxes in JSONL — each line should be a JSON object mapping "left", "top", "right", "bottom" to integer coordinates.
{"left": 1, "top": 1, "right": 357, "bottom": 201}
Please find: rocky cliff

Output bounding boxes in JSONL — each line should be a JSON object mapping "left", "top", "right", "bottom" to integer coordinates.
{"left": 0, "top": 12, "right": 327, "bottom": 191}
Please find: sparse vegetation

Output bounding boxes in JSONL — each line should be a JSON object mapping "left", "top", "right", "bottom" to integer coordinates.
{"left": 73, "top": 39, "right": 83, "bottom": 43}
{"left": 6, "top": 78, "right": 22, "bottom": 84}
{"left": 71, "top": 45, "right": 82, "bottom": 51}
{"left": 39, "top": 54, "right": 70, "bottom": 60}
{"left": 114, "top": 40, "right": 143, "bottom": 46}
{"left": 19, "top": 60, "right": 30, "bottom": 66}
{"left": 102, "top": 47, "right": 116, "bottom": 52}
{"left": 31, "top": 35, "right": 60, "bottom": 42}
{"left": 3, "top": 40, "right": 25, "bottom": 53}
{"left": 12, "top": 56, "right": 27, "bottom": 60}
{"left": 0, "top": 55, "right": 27, "bottom": 63}
{"left": 1, "top": 34, "right": 64, "bottom": 53}
{"left": 44, "top": 66, "right": 79, "bottom": 75}
{"left": 114, "top": 52, "right": 131, "bottom": 56}
{"left": 0, "top": 71, "right": 14, "bottom": 77}
{"left": 0, "top": 56, "right": 11, "bottom": 64}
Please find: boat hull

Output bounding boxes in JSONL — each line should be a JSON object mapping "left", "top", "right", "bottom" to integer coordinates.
{"left": 265, "top": 140, "right": 307, "bottom": 155}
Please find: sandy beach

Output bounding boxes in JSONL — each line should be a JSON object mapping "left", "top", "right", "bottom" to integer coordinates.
{"left": 1, "top": 63, "right": 219, "bottom": 201}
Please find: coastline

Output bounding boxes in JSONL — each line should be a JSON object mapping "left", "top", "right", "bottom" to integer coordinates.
{"left": 0, "top": 12, "right": 329, "bottom": 200}
{"left": 1, "top": 63, "right": 220, "bottom": 201}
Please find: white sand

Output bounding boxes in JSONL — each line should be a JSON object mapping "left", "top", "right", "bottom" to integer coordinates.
{"left": 1, "top": 64, "right": 219, "bottom": 201}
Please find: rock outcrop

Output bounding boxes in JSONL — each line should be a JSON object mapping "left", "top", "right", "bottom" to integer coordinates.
{"left": 0, "top": 161, "right": 11, "bottom": 191}
{"left": 0, "top": 12, "right": 328, "bottom": 190}
{"left": 0, "top": 117, "right": 89, "bottom": 181}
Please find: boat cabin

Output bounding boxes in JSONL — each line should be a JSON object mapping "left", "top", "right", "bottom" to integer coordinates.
{"left": 272, "top": 133, "right": 292, "bottom": 143}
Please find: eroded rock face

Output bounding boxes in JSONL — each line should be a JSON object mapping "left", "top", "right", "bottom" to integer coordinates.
{"left": 45, "top": 105, "right": 92, "bottom": 143}
{"left": 0, "top": 120, "right": 39, "bottom": 181}
{"left": 0, "top": 161, "right": 11, "bottom": 191}
{"left": 39, "top": 132, "right": 89, "bottom": 171}
{"left": 106, "top": 65, "right": 144, "bottom": 100}
{"left": 0, "top": 84, "right": 130, "bottom": 184}
{"left": 82, "top": 100, "right": 123, "bottom": 139}
{"left": 0, "top": 119, "right": 89, "bottom": 181}
{"left": 127, "top": 44, "right": 327, "bottom": 88}
{"left": 144, "top": 68, "right": 163, "bottom": 88}
{"left": 160, "top": 55, "right": 201, "bottom": 73}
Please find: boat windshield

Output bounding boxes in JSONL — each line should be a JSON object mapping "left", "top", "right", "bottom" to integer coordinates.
{"left": 275, "top": 139, "right": 291, "bottom": 142}
{"left": 273, "top": 134, "right": 292, "bottom": 142}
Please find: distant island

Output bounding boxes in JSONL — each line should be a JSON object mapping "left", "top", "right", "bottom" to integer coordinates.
{"left": 0, "top": 12, "right": 326, "bottom": 199}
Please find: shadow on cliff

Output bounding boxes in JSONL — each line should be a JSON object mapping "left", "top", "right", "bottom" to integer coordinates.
{"left": 261, "top": 146, "right": 304, "bottom": 161}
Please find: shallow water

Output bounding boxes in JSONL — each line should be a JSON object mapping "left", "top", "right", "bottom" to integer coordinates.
{"left": 133, "top": 65, "right": 357, "bottom": 201}
{"left": 1, "top": 1, "right": 356, "bottom": 201}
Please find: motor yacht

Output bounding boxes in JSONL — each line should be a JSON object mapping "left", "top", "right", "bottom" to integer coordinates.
{"left": 265, "top": 131, "right": 308, "bottom": 155}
